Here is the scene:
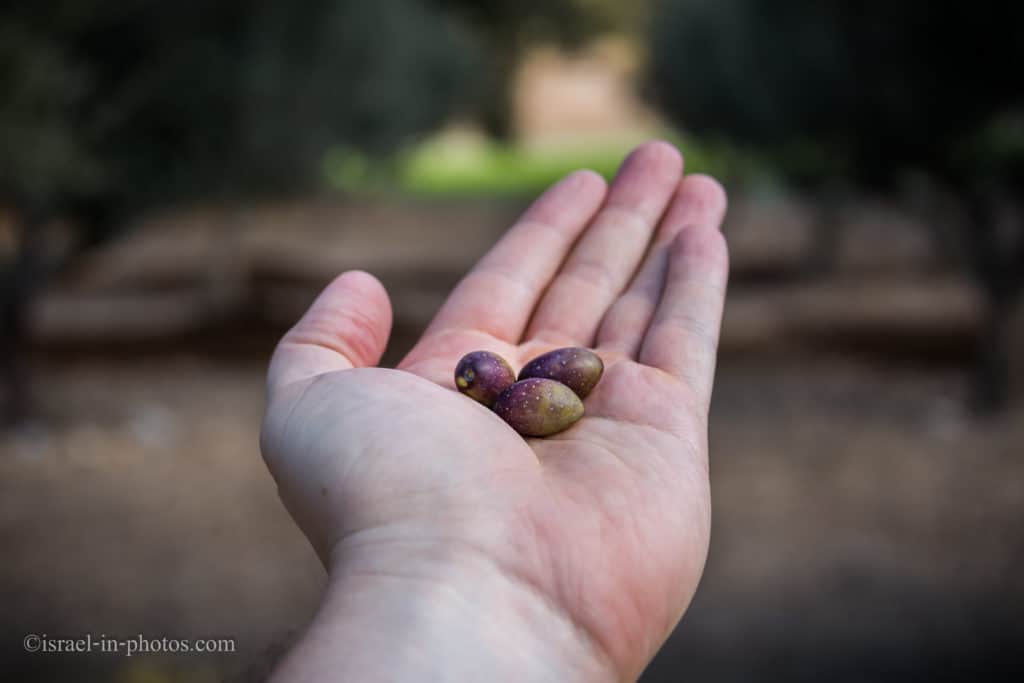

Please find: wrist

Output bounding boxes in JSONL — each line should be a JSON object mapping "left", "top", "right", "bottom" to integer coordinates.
{"left": 270, "top": 532, "right": 618, "bottom": 682}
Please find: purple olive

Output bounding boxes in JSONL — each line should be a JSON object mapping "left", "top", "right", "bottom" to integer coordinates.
{"left": 455, "top": 351, "right": 516, "bottom": 407}
{"left": 493, "top": 378, "right": 584, "bottom": 437}
{"left": 518, "top": 347, "right": 604, "bottom": 399}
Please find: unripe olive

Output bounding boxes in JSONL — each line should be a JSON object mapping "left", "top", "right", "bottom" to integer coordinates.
{"left": 493, "top": 378, "right": 584, "bottom": 437}
{"left": 517, "top": 347, "right": 604, "bottom": 399}
{"left": 454, "top": 350, "right": 516, "bottom": 407}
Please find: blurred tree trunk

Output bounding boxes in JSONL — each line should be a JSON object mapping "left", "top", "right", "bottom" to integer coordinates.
{"left": 0, "top": 204, "right": 46, "bottom": 425}
{"left": 478, "top": 44, "right": 517, "bottom": 140}
{"left": 805, "top": 183, "right": 848, "bottom": 276}
{"left": 0, "top": 198, "right": 116, "bottom": 426}
{"left": 964, "top": 187, "right": 1024, "bottom": 413}
{"left": 975, "top": 301, "right": 1012, "bottom": 412}
{"left": 206, "top": 203, "right": 248, "bottom": 320}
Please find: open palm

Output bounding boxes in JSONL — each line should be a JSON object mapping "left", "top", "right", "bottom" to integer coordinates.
{"left": 261, "top": 142, "right": 729, "bottom": 681}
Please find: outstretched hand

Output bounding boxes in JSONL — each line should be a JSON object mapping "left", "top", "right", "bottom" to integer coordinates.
{"left": 261, "top": 141, "right": 729, "bottom": 682}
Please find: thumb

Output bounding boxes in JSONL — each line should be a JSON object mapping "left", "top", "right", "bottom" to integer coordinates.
{"left": 267, "top": 270, "right": 392, "bottom": 393}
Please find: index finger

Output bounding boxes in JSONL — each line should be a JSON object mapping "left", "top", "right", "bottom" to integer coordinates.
{"left": 419, "top": 170, "right": 607, "bottom": 343}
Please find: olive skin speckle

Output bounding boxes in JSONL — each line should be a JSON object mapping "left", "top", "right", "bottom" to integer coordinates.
{"left": 454, "top": 351, "right": 516, "bottom": 407}
{"left": 455, "top": 347, "right": 604, "bottom": 437}
{"left": 517, "top": 347, "right": 604, "bottom": 399}
{"left": 493, "top": 378, "right": 584, "bottom": 437}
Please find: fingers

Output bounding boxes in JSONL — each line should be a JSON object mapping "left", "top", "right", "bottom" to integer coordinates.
{"left": 597, "top": 175, "right": 728, "bottom": 357}
{"left": 420, "top": 170, "right": 607, "bottom": 343}
{"left": 267, "top": 271, "right": 393, "bottom": 394}
{"left": 524, "top": 141, "right": 684, "bottom": 345}
{"left": 638, "top": 222, "right": 729, "bottom": 409}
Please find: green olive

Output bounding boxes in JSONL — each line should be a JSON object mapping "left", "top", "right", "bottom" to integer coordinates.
{"left": 493, "top": 378, "right": 584, "bottom": 437}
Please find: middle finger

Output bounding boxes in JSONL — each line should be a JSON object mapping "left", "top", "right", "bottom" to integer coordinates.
{"left": 523, "top": 141, "right": 684, "bottom": 346}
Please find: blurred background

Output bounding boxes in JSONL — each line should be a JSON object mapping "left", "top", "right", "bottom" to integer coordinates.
{"left": 2, "top": 1, "right": 1023, "bottom": 681}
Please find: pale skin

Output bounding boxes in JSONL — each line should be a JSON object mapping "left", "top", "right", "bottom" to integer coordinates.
{"left": 260, "top": 141, "right": 729, "bottom": 682}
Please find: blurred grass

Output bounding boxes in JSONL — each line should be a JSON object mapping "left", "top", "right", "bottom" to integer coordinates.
{"left": 323, "top": 130, "right": 767, "bottom": 198}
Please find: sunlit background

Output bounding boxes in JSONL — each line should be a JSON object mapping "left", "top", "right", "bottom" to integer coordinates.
{"left": 2, "top": 1, "right": 1023, "bottom": 681}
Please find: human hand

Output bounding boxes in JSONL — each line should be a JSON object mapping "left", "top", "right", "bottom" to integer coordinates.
{"left": 260, "top": 141, "right": 728, "bottom": 682}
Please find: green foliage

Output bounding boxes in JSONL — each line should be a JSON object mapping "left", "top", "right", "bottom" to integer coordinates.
{"left": 649, "top": 0, "right": 1024, "bottom": 187}
{"left": 324, "top": 130, "right": 763, "bottom": 197}
{"left": 436, "top": 0, "right": 642, "bottom": 49}
{"left": 649, "top": 1, "right": 1024, "bottom": 410}
{"left": 0, "top": 0, "right": 477, "bottom": 213}
{"left": 958, "top": 113, "right": 1024, "bottom": 183}
{"left": 0, "top": 22, "right": 98, "bottom": 201}
{"left": 398, "top": 140, "right": 635, "bottom": 196}
{"left": 1, "top": 0, "right": 653, "bottom": 212}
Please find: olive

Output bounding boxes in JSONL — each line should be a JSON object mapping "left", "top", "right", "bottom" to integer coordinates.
{"left": 454, "top": 350, "right": 516, "bottom": 407}
{"left": 517, "top": 347, "right": 604, "bottom": 399}
{"left": 493, "top": 378, "right": 584, "bottom": 437}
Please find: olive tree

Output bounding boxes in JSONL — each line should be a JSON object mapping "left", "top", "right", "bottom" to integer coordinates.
{"left": 0, "top": 0, "right": 476, "bottom": 422}
{"left": 649, "top": 0, "right": 1024, "bottom": 410}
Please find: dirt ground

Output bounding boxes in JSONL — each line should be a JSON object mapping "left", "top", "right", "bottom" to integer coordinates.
{"left": 2, "top": 346, "right": 1022, "bottom": 682}
{"left": 2, "top": 197, "right": 1023, "bottom": 682}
